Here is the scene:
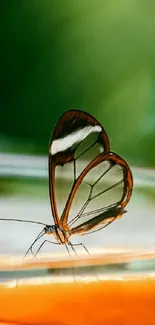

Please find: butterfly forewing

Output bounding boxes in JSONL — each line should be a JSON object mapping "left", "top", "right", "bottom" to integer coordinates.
{"left": 49, "top": 110, "right": 110, "bottom": 225}
{"left": 54, "top": 164, "right": 75, "bottom": 217}
{"left": 74, "top": 131, "right": 105, "bottom": 176}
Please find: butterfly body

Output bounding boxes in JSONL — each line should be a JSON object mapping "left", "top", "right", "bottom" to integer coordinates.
{"left": 44, "top": 224, "right": 71, "bottom": 244}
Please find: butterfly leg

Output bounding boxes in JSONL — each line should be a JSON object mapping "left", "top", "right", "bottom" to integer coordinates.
{"left": 68, "top": 241, "right": 91, "bottom": 255}
{"left": 34, "top": 240, "right": 60, "bottom": 257}
{"left": 68, "top": 241, "right": 90, "bottom": 281}
{"left": 23, "top": 229, "right": 45, "bottom": 259}
{"left": 64, "top": 243, "right": 72, "bottom": 256}
{"left": 68, "top": 241, "right": 101, "bottom": 281}
{"left": 68, "top": 242, "right": 78, "bottom": 256}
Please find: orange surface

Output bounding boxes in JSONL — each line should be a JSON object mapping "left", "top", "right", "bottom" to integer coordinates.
{"left": 0, "top": 250, "right": 155, "bottom": 325}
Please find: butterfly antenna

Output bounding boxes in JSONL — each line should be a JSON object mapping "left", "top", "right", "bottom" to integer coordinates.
{"left": 0, "top": 218, "right": 47, "bottom": 227}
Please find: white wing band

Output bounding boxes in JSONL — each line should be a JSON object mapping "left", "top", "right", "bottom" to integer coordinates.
{"left": 50, "top": 125, "right": 102, "bottom": 155}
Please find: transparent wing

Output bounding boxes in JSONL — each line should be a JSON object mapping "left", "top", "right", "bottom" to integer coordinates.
{"left": 64, "top": 152, "right": 133, "bottom": 235}
{"left": 49, "top": 110, "right": 110, "bottom": 226}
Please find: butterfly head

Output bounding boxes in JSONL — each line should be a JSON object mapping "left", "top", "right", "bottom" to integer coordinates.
{"left": 44, "top": 225, "right": 56, "bottom": 235}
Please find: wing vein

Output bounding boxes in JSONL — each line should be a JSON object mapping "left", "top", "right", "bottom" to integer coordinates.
{"left": 91, "top": 179, "right": 124, "bottom": 201}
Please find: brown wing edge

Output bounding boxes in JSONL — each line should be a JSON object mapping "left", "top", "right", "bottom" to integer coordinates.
{"left": 48, "top": 109, "right": 111, "bottom": 226}
{"left": 60, "top": 151, "right": 133, "bottom": 233}
{"left": 48, "top": 154, "right": 60, "bottom": 226}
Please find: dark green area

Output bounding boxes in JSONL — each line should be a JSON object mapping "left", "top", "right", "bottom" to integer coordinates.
{"left": 0, "top": 177, "right": 48, "bottom": 197}
{"left": 2, "top": 1, "right": 155, "bottom": 166}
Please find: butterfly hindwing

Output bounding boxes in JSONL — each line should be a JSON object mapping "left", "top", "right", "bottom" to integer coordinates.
{"left": 68, "top": 152, "right": 133, "bottom": 235}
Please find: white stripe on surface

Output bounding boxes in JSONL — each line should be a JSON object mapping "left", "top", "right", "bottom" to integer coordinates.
{"left": 50, "top": 125, "right": 102, "bottom": 155}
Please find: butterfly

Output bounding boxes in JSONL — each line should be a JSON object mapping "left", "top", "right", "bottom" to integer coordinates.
{"left": 1, "top": 110, "right": 133, "bottom": 258}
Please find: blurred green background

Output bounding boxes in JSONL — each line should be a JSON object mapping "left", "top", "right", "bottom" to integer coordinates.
{"left": 1, "top": 1, "right": 155, "bottom": 257}
{"left": 2, "top": 0, "right": 155, "bottom": 166}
